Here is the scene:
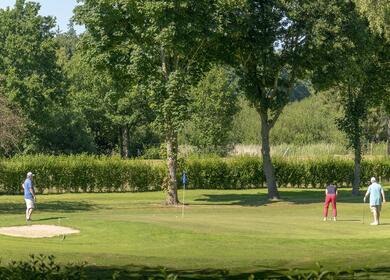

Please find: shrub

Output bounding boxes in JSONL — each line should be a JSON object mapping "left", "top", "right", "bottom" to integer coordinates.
{"left": 0, "top": 254, "right": 86, "bottom": 280}
{"left": 1, "top": 155, "right": 390, "bottom": 194}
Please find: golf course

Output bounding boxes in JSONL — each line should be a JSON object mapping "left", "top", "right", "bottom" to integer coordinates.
{"left": 1, "top": 188, "right": 390, "bottom": 278}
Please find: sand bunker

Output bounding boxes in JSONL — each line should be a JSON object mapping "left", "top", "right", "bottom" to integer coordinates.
{"left": 0, "top": 225, "right": 79, "bottom": 238}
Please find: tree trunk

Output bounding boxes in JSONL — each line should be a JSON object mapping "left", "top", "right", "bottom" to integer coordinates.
{"left": 122, "top": 125, "right": 130, "bottom": 158}
{"left": 260, "top": 113, "right": 280, "bottom": 200}
{"left": 118, "top": 127, "right": 124, "bottom": 158}
{"left": 387, "top": 116, "right": 390, "bottom": 156}
{"left": 166, "top": 133, "right": 179, "bottom": 205}
{"left": 352, "top": 138, "right": 361, "bottom": 196}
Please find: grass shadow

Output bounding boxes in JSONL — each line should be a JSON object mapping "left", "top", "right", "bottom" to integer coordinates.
{"left": 33, "top": 216, "right": 68, "bottom": 222}
{"left": 194, "top": 189, "right": 366, "bottom": 206}
{"left": 0, "top": 201, "right": 96, "bottom": 214}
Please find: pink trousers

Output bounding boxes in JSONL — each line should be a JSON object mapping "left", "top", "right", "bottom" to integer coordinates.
{"left": 323, "top": 194, "right": 337, "bottom": 217}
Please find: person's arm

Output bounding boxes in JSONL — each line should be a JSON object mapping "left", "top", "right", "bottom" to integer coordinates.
{"left": 29, "top": 185, "right": 36, "bottom": 200}
{"left": 364, "top": 190, "right": 370, "bottom": 202}
{"left": 325, "top": 188, "right": 328, "bottom": 195}
{"left": 335, "top": 188, "right": 338, "bottom": 196}
{"left": 30, "top": 188, "right": 35, "bottom": 199}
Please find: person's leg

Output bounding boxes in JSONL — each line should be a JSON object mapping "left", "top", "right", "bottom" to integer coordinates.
{"left": 331, "top": 195, "right": 337, "bottom": 220}
{"left": 25, "top": 199, "right": 34, "bottom": 220}
{"left": 28, "top": 207, "right": 33, "bottom": 220}
{"left": 323, "top": 195, "right": 331, "bottom": 220}
{"left": 25, "top": 199, "right": 29, "bottom": 220}
{"left": 370, "top": 206, "right": 378, "bottom": 225}
{"left": 377, "top": 206, "right": 381, "bottom": 224}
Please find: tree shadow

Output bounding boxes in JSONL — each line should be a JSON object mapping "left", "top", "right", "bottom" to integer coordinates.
{"left": 84, "top": 264, "right": 390, "bottom": 279}
{"left": 85, "top": 264, "right": 284, "bottom": 280}
{"left": 193, "top": 189, "right": 366, "bottom": 207}
{"left": 0, "top": 201, "right": 96, "bottom": 214}
{"left": 193, "top": 193, "right": 269, "bottom": 206}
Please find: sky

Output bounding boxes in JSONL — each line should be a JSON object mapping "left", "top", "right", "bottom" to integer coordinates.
{"left": 0, "top": 0, "right": 85, "bottom": 34}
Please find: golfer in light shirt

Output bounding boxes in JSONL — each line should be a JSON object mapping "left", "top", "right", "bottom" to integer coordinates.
{"left": 364, "top": 177, "right": 385, "bottom": 225}
{"left": 22, "top": 172, "right": 36, "bottom": 221}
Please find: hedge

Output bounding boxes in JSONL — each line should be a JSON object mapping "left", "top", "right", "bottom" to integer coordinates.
{"left": 0, "top": 155, "right": 390, "bottom": 194}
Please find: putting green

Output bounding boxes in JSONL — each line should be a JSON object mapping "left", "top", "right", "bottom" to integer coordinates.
{"left": 0, "top": 188, "right": 389, "bottom": 274}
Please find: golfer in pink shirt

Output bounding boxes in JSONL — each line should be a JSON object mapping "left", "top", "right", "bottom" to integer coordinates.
{"left": 323, "top": 184, "right": 337, "bottom": 221}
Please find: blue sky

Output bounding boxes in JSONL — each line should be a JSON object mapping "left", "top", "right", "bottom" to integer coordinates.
{"left": 0, "top": 0, "right": 85, "bottom": 34}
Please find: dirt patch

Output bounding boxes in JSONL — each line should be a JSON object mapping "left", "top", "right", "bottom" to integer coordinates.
{"left": 0, "top": 225, "right": 80, "bottom": 238}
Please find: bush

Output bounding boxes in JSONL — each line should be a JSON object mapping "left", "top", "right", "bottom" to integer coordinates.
{"left": 1, "top": 155, "right": 390, "bottom": 194}
{"left": 0, "top": 254, "right": 86, "bottom": 280}
{"left": 0, "top": 155, "right": 167, "bottom": 194}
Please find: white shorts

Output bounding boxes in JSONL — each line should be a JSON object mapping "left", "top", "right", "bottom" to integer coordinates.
{"left": 25, "top": 199, "right": 34, "bottom": 209}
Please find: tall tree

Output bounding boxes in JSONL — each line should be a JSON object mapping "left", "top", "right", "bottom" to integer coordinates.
{"left": 312, "top": 1, "right": 388, "bottom": 194}
{"left": 0, "top": 0, "right": 94, "bottom": 154}
{"left": 354, "top": 1, "right": 390, "bottom": 156}
{"left": 75, "top": 0, "right": 216, "bottom": 204}
{"left": 65, "top": 50, "right": 154, "bottom": 156}
{"left": 216, "top": 0, "right": 339, "bottom": 199}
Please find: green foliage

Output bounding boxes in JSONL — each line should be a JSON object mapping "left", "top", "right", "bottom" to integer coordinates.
{"left": 311, "top": 1, "right": 389, "bottom": 192}
{"left": 2, "top": 155, "right": 390, "bottom": 193}
{"left": 75, "top": 0, "right": 218, "bottom": 203}
{"left": 0, "top": 1, "right": 63, "bottom": 149}
{"left": 0, "top": 95, "right": 25, "bottom": 156}
{"left": 0, "top": 1, "right": 97, "bottom": 154}
{"left": 0, "top": 254, "right": 86, "bottom": 280}
{"left": 216, "top": 0, "right": 341, "bottom": 133}
{"left": 181, "top": 66, "right": 240, "bottom": 155}
{"left": 232, "top": 93, "right": 346, "bottom": 146}
{"left": 271, "top": 94, "right": 345, "bottom": 145}
{"left": 354, "top": 0, "right": 390, "bottom": 40}
{"left": 75, "top": 0, "right": 216, "bottom": 137}
{"left": 0, "top": 255, "right": 374, "bottom": 280}
{"left": 0, "top": 156, "right": 166, "bottom": 194}
{"left": 231, "top": 98, "right": 261, "bottom": 144}
{"left": 141, "top": 144, "right": 167, "bottom": 160}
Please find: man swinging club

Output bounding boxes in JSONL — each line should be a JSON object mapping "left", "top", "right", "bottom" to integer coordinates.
{"left": 22, "top": 172, "right": 36, "bottom": 221}
{"left": 364, "top": 177, "right": 385, "bottom": 225}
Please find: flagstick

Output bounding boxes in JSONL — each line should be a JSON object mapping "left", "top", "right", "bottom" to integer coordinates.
{"left": 181, "top": 171, "right": 187, "bottom": 218}
{"left": 182, "top": 182, "right": 185, "bottom": 218}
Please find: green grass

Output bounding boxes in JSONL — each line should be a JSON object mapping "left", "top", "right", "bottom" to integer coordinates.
{"left": 1, "top": 188, "right": 390, "bottom": 278}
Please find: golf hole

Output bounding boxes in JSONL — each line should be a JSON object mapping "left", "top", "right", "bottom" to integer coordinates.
{"left": 0, "top": 225, "right": 79, "bottom": 238}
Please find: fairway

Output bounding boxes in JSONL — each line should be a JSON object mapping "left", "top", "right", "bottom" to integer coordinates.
{"left": 1, "top": 188, "right": 390, "bottom": 276}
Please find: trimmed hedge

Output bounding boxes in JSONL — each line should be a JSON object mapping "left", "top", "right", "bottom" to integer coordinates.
{"left": 1, "top": 155, "right": 390, "bottom": 194}
{"left": 0, "top": 156, "right": 165, "bottom": 194}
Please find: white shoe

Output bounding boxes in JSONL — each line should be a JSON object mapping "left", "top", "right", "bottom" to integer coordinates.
{"left": 370, "top": 222, "right": 379, "bottom": 226}
{"left": 333, "top": 217, "right": 337, "bottom": 221}
{"left": 323, "top": 217, "right": 327, "bottom": 221}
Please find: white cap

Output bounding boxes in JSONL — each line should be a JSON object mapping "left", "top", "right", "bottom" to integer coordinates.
{"left": 370, "top": 177, "right": 376, "bottom": 183}
{"left": 27, "top": 172, "right": 34, "bottom": 177}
